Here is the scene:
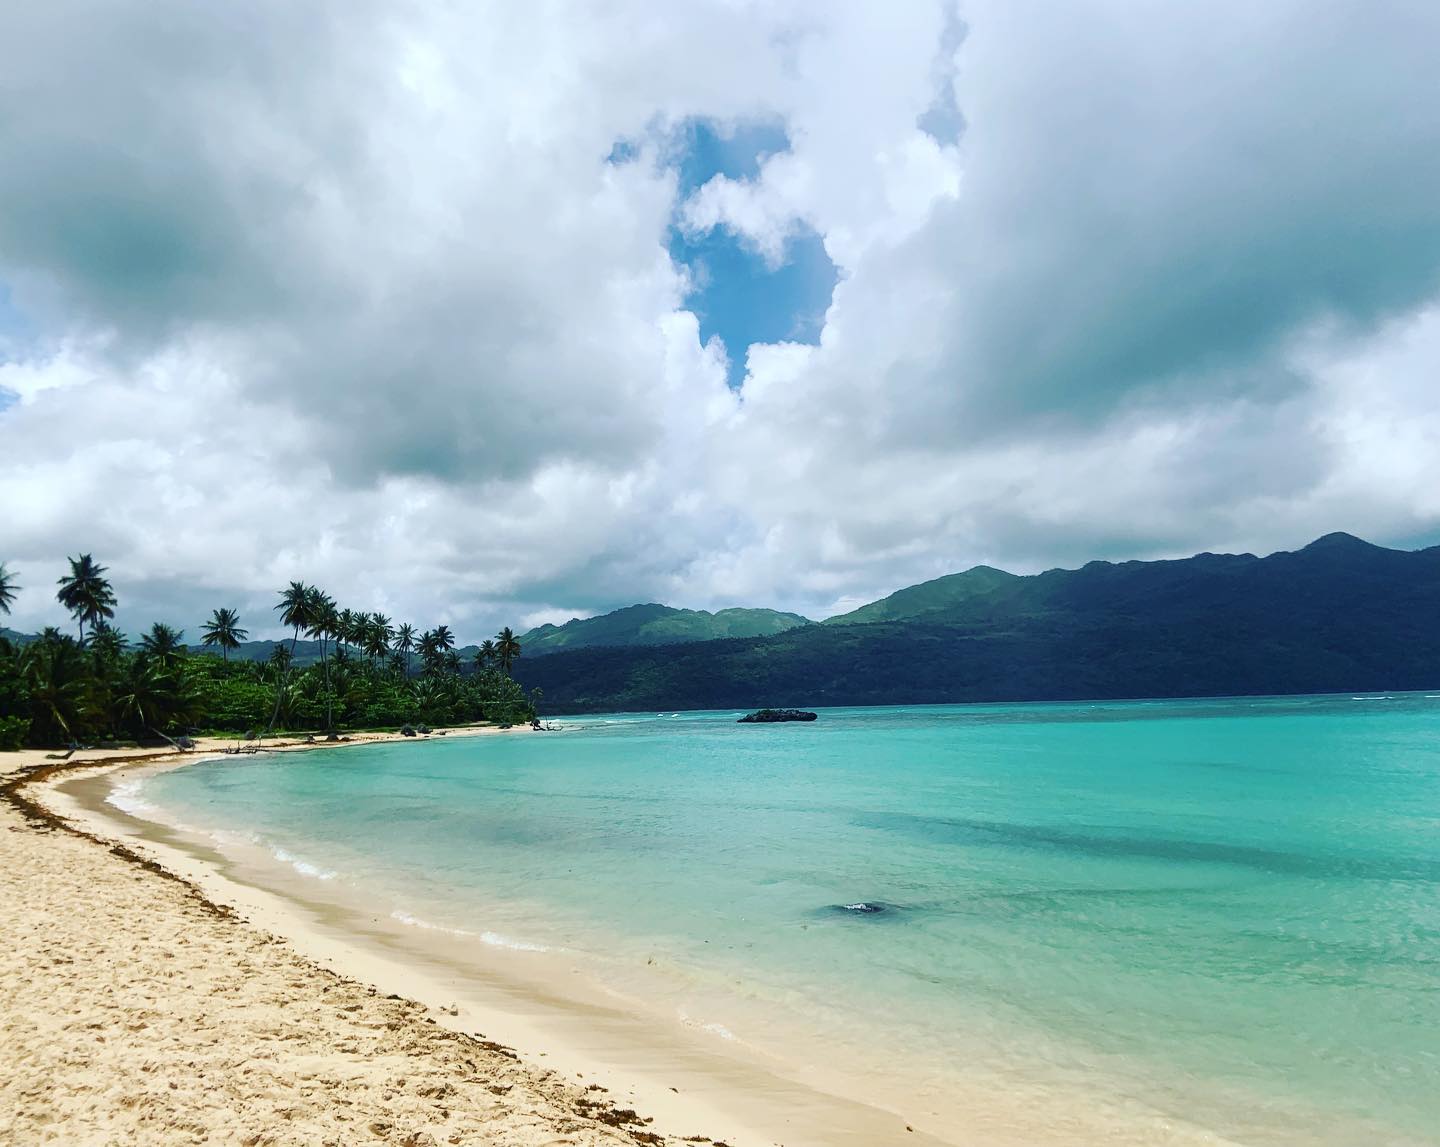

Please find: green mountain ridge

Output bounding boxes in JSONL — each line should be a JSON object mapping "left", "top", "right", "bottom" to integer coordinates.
{"left": 512, "top": 533, "right": 1440, "bottom": 712}
{"left": 518, "top": 603, "right": 813, "bottom": 655}
{"left": 822, "top": 564, "right": 1020, "bottom": 625}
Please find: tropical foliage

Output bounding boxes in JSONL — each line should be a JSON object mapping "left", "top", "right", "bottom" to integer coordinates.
{"left": 200, "top": 608, "right": 248, "bottom": 661}
{"left": 56, "top": 553, "right": 116, "bottom": 643}
{"left": 0, "top": 562, "right": 533, "bottom": 749}
{"left": 0, "top": 562, "right": 18, "bottom": 616}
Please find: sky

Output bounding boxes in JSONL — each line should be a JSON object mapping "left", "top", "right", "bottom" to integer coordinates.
{"left": 3, "top": 1, "right": 1440, "bottom": 642}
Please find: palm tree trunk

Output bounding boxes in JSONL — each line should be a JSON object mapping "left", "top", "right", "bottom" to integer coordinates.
{"left": 322, "top": 637, "right": 332, "bottom": 731}
{"left": 263, "top": 625, "right": 302, "bottom": 736}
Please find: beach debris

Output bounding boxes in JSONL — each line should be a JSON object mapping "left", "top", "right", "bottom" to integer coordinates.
{"left": 737, "top": 708, "right": 817, "bottom": 723}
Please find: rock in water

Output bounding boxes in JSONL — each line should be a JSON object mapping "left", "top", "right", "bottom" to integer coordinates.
{"left": 737, "top": 708, "right": 818, "bottom": 723}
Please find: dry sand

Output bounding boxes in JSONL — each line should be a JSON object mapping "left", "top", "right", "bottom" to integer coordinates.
{"left": 0, "top": 731, "right": 721, "bottom": 1147}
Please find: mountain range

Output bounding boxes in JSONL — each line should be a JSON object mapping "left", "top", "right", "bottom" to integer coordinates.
{"left": 510, "top": 533, "right": 1440, "bottom": 711}
{"left": 8, "top": 533, "right": 1439, "bottom": 710}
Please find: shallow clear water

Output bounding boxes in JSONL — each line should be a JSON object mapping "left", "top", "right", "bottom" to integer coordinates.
{"left": 137, "top": 696, "right": 1440, "bottom": 1144}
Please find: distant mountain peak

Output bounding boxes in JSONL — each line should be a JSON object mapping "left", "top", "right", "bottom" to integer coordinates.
{"left": 518, "top": 602, "right": 813, "bottom": 655}
{"left": 1301, "top": 531, "right": 1379, "bottom": 552}
{"left": 823, "top": 563, "right": 1020, "bottom": 627}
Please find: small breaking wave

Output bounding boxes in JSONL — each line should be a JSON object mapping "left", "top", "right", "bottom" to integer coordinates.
{"left": 390, "top": 910, "right": 549, "bottom": 952}
{"left": 106, "top": 778, "right": 156, "bottom": 817}
{"left": 270, "top": 846, "right": 338, "bottom": 881}
{"left": 678, "top": 1009, "right": 737, "bottom": 1041}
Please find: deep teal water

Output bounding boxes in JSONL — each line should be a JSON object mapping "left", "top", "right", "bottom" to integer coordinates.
{"left": 135, "top": 695, "right": 1440, "bottom": 1143}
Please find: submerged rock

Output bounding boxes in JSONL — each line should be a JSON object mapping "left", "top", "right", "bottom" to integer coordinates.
{"left": 737, "top": 708, "right": 818, "bottom": 723}
{"left": 830, "top": 901, "right": 894, "bottom": 916}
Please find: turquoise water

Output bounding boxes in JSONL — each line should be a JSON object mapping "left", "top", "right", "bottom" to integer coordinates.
{"left": 135, "top": 696, "right": 1440, "bottom": 1143}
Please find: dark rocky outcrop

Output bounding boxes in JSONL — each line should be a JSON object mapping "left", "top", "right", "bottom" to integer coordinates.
{"left": 737, "top": 708, "right": 817, "bottom": 723}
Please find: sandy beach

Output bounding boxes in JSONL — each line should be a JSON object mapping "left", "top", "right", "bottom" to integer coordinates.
{"left": 1, "top": 731, "right": 952, "bottom": 1147}
{"left": 0, "top": 730, "right": 722, "bottom": 1147}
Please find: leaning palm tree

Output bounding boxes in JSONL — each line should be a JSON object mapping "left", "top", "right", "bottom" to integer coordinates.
{"left": 395, "top": 622, "right": 415, "bottom": 676}
{"left": 200, "top": 607, "right": 248, "bottom": 663}
{"left": 56, "top": 553, "right": 117, "bottom": 644}
{"left": 0, "top": 562, "right": 19, "bottom": 615}
{"left": 495, "top": 626, "right": 521, "bottom": 675}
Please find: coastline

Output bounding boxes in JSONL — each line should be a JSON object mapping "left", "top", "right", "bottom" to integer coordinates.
{"left": 2, "top": 733, "right": 953, "bottom": 1147}
{"left": 6, "top": 715, "right": 1360, "bottom": 1147}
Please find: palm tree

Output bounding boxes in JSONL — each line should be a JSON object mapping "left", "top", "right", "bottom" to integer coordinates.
{"left": 495, "top": 626, "right": 521, "bottom": 675}
{"left": 269, "top": 581, "right": 314, "bottom": 733}
{"left": 0, "top": 562, "right": 18, "bottom": 615}
{"left": 117, "top": 655, "right": 201, "bottom": 738}
{"left": 434, "top": 624, "right": 456, "bottom": 652}
{"left": 86, "top": 622, "right": 127, "bottom": 737}
{"left": 476, "top": 638, "right": 497, "bottom": 670}
{"left": 88, "top": 622, "right": 128, "bottom": 663}
{"left": 307, "top": 589, "right": 338, "bottom": 731}
{"left": 200, "top": 607, "right": 248, "bottom": 662}
{"left": 337, "top": 608, "right": 359, "bottom": 654}
{"left": 139, "top": 623, "right": 186, "bottom": 669}
{"left": 268, "top": 643, "right": 293, "bottom": 675}
{"left": 365, "top": 613, "right": 392, "bottom": 666}
{"left": 56, "top": 554, "right": 117, "bottom": 644}
{"left": 21, "top": 633, "right": 89, "bottom": 745}
{"left": 417, "top": 629, "right": 444, "bottom": 676}
{"left": 395, "top": 622, "right": 415, "bottom": 676}
{"left": 275, "top": 582, "right": 314, "bottom": 659}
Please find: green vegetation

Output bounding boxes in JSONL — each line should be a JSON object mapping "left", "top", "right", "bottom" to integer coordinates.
{"left": 821, "top": 565, "right": 1019, "bottom": 626}
{"left": 200, "top": 607, "right": 248, "bottom": 661}
{"left": 515, "top": 533, "right": 1440, "bottom": 711}
{"left": 10, "top": 531, "right": 1431, "bottom": 734}
{"left": 520, "top": 603, "right": 812, "bottom": 655}
{"left": 0, "top": 562, "right": 535, "bottom": 749}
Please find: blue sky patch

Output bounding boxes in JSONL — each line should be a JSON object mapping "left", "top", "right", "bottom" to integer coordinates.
{"left": 660, "top": 118, "right": 837, "bottom": 387}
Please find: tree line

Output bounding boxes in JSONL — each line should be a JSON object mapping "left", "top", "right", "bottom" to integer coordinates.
{"left": 0, "top": 556, "right": 534, "bottom": 750}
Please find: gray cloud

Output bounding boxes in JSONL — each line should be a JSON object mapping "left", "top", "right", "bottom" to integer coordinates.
{"left": 858, "top": 1, "right": 1440, "bottom": 441}
{"left": 3, "top": 1, "right": 1440, "bottom": 641}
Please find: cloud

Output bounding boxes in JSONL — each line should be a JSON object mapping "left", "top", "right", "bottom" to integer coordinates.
{"left": 3, "top": 1, "right": 1440, "bottom": 641}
